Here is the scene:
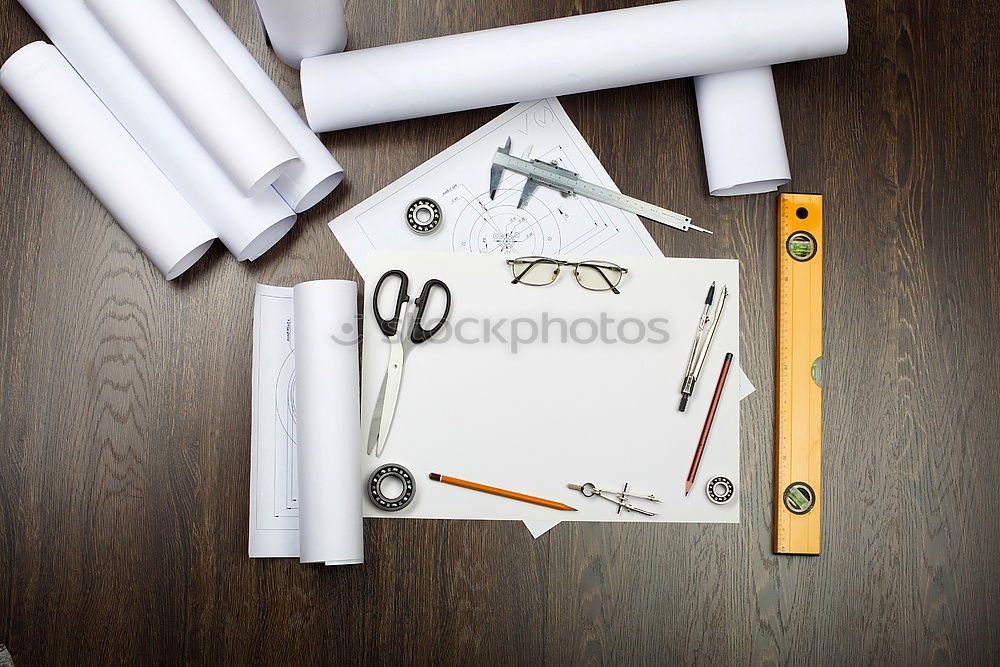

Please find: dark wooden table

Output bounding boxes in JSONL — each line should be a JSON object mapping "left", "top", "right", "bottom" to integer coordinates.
{"left": 1, "top": 0, "right": 998, "bottom": 664}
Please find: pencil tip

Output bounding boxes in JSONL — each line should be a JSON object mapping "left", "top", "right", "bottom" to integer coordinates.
{"left": 428, "top": 473, "right": 441, "bottom": 481}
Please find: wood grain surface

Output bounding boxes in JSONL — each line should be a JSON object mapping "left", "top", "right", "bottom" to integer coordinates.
{"left": 1, "top": 0, "right": 998, "bottom": 664}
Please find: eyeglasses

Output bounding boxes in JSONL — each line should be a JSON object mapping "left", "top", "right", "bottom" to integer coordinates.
{"left": 506, "top": 256, "right": 629, "bottom": 294}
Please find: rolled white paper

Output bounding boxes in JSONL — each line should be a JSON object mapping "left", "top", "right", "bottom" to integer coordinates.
{"left": 177, "top": 0, "right": 345, "bottom": 213}
{"left": 300, "top": 0, "right": 849, "bottom": 132}
{"left": 695, "top": 67, "right": 791, "bottom": 196}
{"left": 253, "top": 0, "right": 347, "bottom": 69}
{"left": 1, "top": 43, "right": 216, "bottom": 279}
{"left": 85, "top": 0, "right": 299, "bottom": 196}
{"left": 17, "top": 0, "right": 296, "bottom": 262}
{"left": 292, "top": 280, "right": 363, "bottom": 565}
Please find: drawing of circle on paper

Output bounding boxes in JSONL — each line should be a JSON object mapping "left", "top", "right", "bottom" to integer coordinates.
{"left": 275, "top": 351, "right": 297, "bottom": 444}
{"left": 452, "top": 189, "right": 561, "bottom": 255}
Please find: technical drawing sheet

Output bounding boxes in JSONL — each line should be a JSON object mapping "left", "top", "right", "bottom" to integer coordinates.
{"left": 249, "top": 285, "right": 299, "bottom": 557}
{"left": 249, "top": 282, "right": 364, "bottom": 563}
{"left": 329, "top": 98, "right": 663, "bottom": 273}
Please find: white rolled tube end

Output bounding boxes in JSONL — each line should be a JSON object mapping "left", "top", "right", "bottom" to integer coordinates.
{"left": 254, "top": 0, "right": 348, "bottom": 69}
{"left": 238, "top": 212, "right": 297, "bottom": 262}
{"left": 246, "top": 156, "right": 300, "bottom": 197}
{"left": 282, "top": 169, "right": 345, "bottom": 213}
{"left": 710, "top": 178, "right": 791, "bottom": 198}
{"left": 165, "top": 239, "right": 215, "bottom": 280}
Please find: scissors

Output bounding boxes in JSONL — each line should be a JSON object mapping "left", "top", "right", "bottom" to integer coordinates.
{"left": 366, "top": 269, "right": 452, "bottom": 457}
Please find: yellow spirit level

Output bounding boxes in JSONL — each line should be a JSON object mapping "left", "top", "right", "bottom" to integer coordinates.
{"left": 775, "top": 193, "right": 823, "bottom": 555}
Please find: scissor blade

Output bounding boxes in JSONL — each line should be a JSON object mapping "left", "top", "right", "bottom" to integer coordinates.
{"left": 365, "top": 372, "right": 391, "bottom": 456}
{"left": 375, "top": 359, "right": 404, "bottom": 457}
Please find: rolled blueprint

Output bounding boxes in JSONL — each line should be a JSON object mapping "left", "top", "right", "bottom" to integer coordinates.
{"left": 17, "top": 0, "right": 296, "bottom": 262}
{"left": 0, "top": 43, "right": 215, "bottom": 279}
{"left": 85, "top": 0, "right": 299, "bottom": 196}
{"left": 301, "top": 0, "right": 849, "bottom": 132}
{"left": 253, "top": 0, "right": 347, "bottom": 69}
{"left": 694, "top": 67, "right": 791, "bottom": 196}
{"left": 292, "top": 280, "right": 363, "bottom": 565}
{"left": 177, "top": 0, "right": 345, "bottom": 213}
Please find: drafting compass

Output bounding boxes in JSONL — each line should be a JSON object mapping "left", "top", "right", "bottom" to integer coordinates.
{"left": 568, "top": 482, "right": 661, "bottom": 516}
{"left": 490, "top": 137, "right": 711, "bottom": 235}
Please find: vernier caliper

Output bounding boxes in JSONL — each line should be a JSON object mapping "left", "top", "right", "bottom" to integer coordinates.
{"left": 490, "top": 137, "right": 711, "bottom": 235}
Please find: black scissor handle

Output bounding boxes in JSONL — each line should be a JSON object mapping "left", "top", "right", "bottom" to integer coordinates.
{"left": 373, "top": 270, "right": 410, "bottom": 338}
{"left": 410, "top": 279, "right": 451, "bottom": 345}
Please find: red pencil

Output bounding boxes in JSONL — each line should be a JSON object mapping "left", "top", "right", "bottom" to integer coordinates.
{"left": 685, "top": 352, "right": 733, "bottom": 495}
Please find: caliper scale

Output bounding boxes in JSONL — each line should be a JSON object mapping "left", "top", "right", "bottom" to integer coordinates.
{"left": 490, "top": 138, "right": 711, "bottom": 235}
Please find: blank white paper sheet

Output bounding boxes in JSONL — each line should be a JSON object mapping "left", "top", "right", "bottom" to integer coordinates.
{"left": 360, "top": 251, "right": 741, "bottom": 524}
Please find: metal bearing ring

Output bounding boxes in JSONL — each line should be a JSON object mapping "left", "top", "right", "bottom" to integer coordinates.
{"left": 706, "top": 476, "right": 735, "bottom": 505}
{"left": 406, "top": 198, "right": 442, "bottom": 235}
{"left": 367, "top": 464, "right": 416, "bottom": 511}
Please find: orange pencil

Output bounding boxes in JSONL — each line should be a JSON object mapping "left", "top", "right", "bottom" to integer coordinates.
{"left": 429, "top": 473, "right": 577, "bottom": 511}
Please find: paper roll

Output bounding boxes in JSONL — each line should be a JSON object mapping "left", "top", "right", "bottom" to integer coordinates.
{"left": 292, "top": 280, "right": 363, "bottom": 565}
{"left": 85, "top": 0, "right": 299, "bottom": 196}
{"left": 695, "top": 67, "right": 791, "bottom": 196}
{"left": 301, "top": 0, "right": 848, "bottom": 132}
{"left": 253, "top": 0, "right": 347, "bottom": 69}
{"left": 0, "top": 43, "right": 216, "bottom": 279}
{"left": 17, "top": 0, "right": 296, "bottom": 262}
{"left": 177, "top": 0, "right": 345, "bottom": 213}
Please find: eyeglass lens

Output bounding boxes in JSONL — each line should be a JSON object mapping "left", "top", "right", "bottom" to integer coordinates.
{"left": 574, "top": 262, "right": 624, "bottom": 291}
{"left": 509, "top": 258, "right": 560, "bottom": 286}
